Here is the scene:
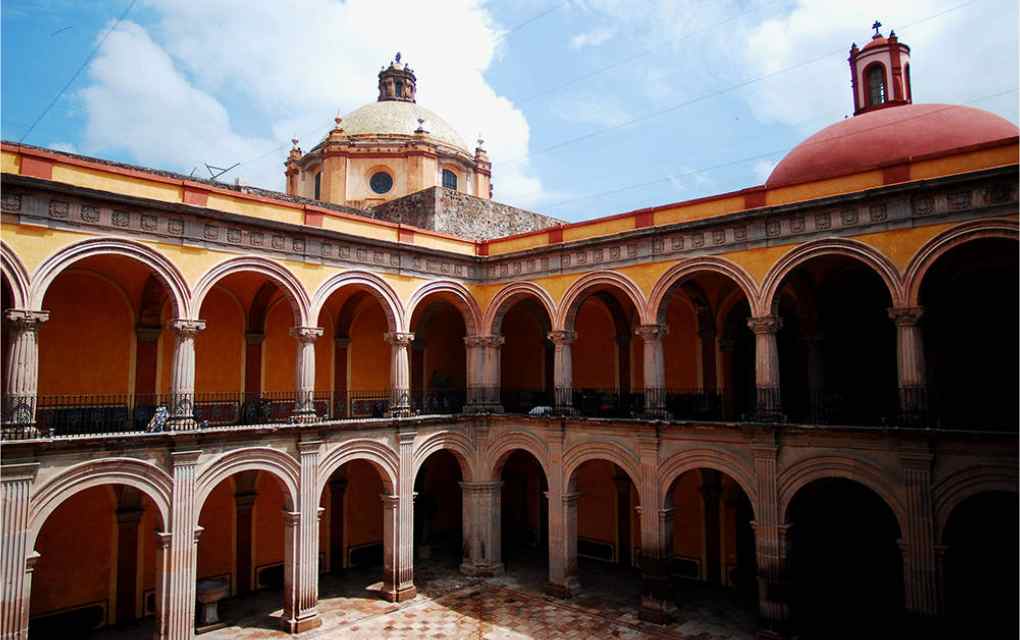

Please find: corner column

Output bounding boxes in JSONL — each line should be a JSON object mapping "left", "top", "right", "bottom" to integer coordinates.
{"left": 636, "top": 324, "right": 668, "bottom": 418}
{"left": 747, "top": 316, "right": 783, "bottom": 420}
{"left": 167, "top": 320, "right": 205, "bottom": 429}
{"left": 290, "top": 327, "right": 323, "bottom": 422}
{"left": 160, "top": 450, "right": 202, "bottom": 640}
{"left": 751, "top": 436, "right": 790, "bottom": 639}
{"left": 460, "top": 481, "right": 504, "bottom": 576}
{"left": 888, "top": 307, "right": 927, "bottom": 425}
{"left": 2, "top": 310, "right": 48, "bottom": 431}
{"left": 0, "top": 461, "right": 39, "bottom": 640}
{"left": 547, "top": 330, "right": 576, "bottom": 413}
{"left": 385, "top": 332, "right": 414, "bottom": 417}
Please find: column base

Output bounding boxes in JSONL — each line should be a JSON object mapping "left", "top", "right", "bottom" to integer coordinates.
{"left": 382, "top": 584, "right": 417, "bottom": 602}
{"left": 460, "top": 561, "right": 504, "bottom": 577}
{"left": 290, "top": 411, "right": 319, "bottom": 424}
{"left": 280, "top": 611, "right": 322, "bottom": 634}
{"left": 386, "top": 406, "right": 412, "bottom": 418}
{"left": 544, "top": 578, "right": 580, "bottom": 599}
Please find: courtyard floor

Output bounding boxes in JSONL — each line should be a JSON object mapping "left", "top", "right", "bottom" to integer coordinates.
{"left": 98, "top": 553, "right": 757, "bottom": 640}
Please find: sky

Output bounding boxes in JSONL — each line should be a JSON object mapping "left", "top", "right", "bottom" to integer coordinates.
{"left": 2, "top": 0, "right": 1018, "bottom": 222}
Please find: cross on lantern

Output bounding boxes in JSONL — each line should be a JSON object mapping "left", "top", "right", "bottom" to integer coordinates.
{"left": 872, "top": 20, "right": 882, "bottom": 37}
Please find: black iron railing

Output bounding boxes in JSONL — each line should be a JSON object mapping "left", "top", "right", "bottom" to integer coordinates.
{"left": 333, "top": 390, "right": 390, "bottom": 419}
{"left": 570, "top": 388, "right": 645, "bottom": 418}
{"left": 501, "top": 388, "right": 554, "bottom": 414}
{"left": 411, "top": 389, "right": 465, "bottom": 414}
{"left": 665, "top": 389, "right": 724, "bottom": 421}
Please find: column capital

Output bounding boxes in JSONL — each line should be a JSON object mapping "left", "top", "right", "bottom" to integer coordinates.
{"left": 170, "top": 449, "right": 202, "bottom": 467}
{"left": 380, "top": 493, "right": 400, "bottom": 508}
{"left": 290, "top": 326, "right": 324, "bottom": 342}
{"left": 169, "top": 318, "right": 206, "bottom": 336}
{"left": 384, "top": 331, "right": 415, "bottom": 346}
{"left": 3, "top": 309, "right": 49, "bottom": 329}
{"left": 459, "top": 480, "right": 503, "bottom": 493}
{"left": 282, "top": 510, "right": 301, "bottom": 527}
{"left": 635, "top": 324, "right": 668, "bottom": 340}
{"left": 464, "top": 335, "right": 504, "bottom": 348}
{"left": 888, "top": 306, "right": 924, "bottom": 326}
{"left": 547, "top": 330, "right": 576, "bottom": 345}
{"left": 155, "top": 531, "right": 173, "bottom": 550}
{"left": 1, "top": 461, "right": 39, "bottom": 483}
{"left": 747, "top": 315, "right": 782, "bottom": 335}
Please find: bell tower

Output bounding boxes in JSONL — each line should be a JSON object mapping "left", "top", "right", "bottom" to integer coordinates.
{"left": 848, "top": 21, "right": 912, "bottom": 115}
{"left": 377, "top": 52, "right": 417, "bottom": 103}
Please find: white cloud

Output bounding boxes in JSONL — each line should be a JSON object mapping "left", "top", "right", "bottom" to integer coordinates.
{"left": 48, "top": 141, "right": 78, "bottom": 154}
{"left": 77, "top": 0, "right": 548, "bottom": 207}
{"left": 570, "top": 27, "right": 615, "bottom": 49}
{"left": 550, "top": 93, "right": 631, "bottom": 127}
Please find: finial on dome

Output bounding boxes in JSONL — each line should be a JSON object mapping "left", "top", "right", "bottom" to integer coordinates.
{"left": 476, "top": 136, "right": 485, "bottom": 149}
{"left": 291, "top": 138, "right": 299, "bottom": 149}
{"left": 395, "top": 52, "right": 401, "bottom": 64}
{"left": 872, "top": 20, "right": 882, "bottom": 37}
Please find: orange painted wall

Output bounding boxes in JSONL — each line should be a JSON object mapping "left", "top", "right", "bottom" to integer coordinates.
{"left": 197, "top": 479, "right": 235, "bottom": 585}
{"left": 575, "top": 460, "right": 617, "bottom": 548}
{"left": 349, "top": 303, "right": 391, "bottom": 392}
{"left": 670, "top": 471, "right": 703, "bottom": 561}
{"left": 38, "top": 272, "right": 132, "bottom": 395}
{"left": 345, "top": 460, "right": 384, "bottom": 551}
{"left": 264, "top": 300, "right": 297, "bottom": 392}
{"left": 500, "top": 304, "right": 546, "bottom": 389}
{"left": 663, "top": 301, "right": 699, "bottom": 389}
{"left": 314, "top": 315, "right": 333, "bottom": 392}
{"left": 573, "top": 299, "right": 617, "bottom": 388}
{"left": 32, "top": 486, "right": 115, "bottom": 620}
{"left": 140, "top": 503, "right": 158, "bottom": 606}
{"left": 421, "top": 304, "right": 466, "bottom": 390}
{"left": 195, "top": 287, "right": 244, "bottom": 393}
{"left": 254, "top": 473, "right": 285, "bottom": 571}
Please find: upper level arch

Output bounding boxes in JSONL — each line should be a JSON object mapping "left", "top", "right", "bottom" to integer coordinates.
{"left": 555, "top": 270, "right": 649, "bottom": 332}
{"left": 311, "top": 270, "right": 403, "bottom": 334}
{"left": 406, "top": 279, "right": 482, "bottom": 335}
{"left": 1, "top": 241, "right": 30, "bottom": 309}
{"left": 194, "top": 447, "right": 300, "bottom": 519}
{"left": 759, "top": 238, "right": 904, "bottom": 314}
{"left": 562, "top": 441, "right": 641, "bottom": 495}
{"left": 482, "top": 281, "right": 556, "bottom": 337}
{"left": 192, "top": 256, "right": 311, "bottom": 327}
{"left": 317, "top": 438, "right": 399, "bottom": 496}
{"left": 28, "top": 238, "right": 191, "bottom": 318}
{"left": 647, "top": 256, "right": 759, "bottom": 327}
{"left": 412, "top": 430, "right": 477, "bottom": 483}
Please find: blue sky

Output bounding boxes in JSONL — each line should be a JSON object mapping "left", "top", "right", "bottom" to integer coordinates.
{"left": 3, "top": 0, "right": 1018, "bottom": 222}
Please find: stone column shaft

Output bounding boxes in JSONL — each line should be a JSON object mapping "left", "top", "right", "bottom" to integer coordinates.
{"left": 547, "top": 331, "right": 576, "bottom": 412}
{"left": 389, "top": 429, "right": 416, "bottom": 601}
{"left": 385, "top": 333, "right": 414, "bottom": 416}
{"left": 751, "top": 441, "right": 790, "bottom": 637}
{"left": 460, "top": 481, "right": 504, "bottom": 576}
{"left": 161, "top": 450, "right": 201, "bottom": 640}
{"left": 464, "top": 336, "right": 504, "bottom": 412}
{"left": 747, "top": 316, "right": 783, "bottom": 419}
{"left": 281, "top": 440, "right": 323, "bottom": 632}
{"left": 290, "top": 327, "right": 323, "bottom": 422}
{"left": 635, "top": 428, "right": 672, "bottom": 623}
{"left": 546, "top": 491, "right": 580, "bottom": 598}
{"left": 636, "top": 325, "right": 667, "bottom": 417}
{"left": 380, "top": 495, "right": 401, "bottom": 600}
{"left": 889, "top": 307, "right": 927, "bottom": 421}
{"left": 0, "top": 462, "right": 39, "bottom": 640}
{"left": 901, "top": 452, "right": 938, "bottom": 616}
{"left": 2, "top": 310, "right": 49, "bottom": 427}
{"left": 168, "top": 320, "right": 205, "bottom": 428}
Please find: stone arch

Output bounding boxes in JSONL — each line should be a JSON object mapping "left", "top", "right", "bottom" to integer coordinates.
{"left": 482, "top": 281, "right": 557, "bottom": 336}
{"left": 311, "top": 270, "right": 404, "bottom": 333}
{"left": 903, "top": 218, "right": 1019, "bottom": 307}
{"left": 778, "top": 455, "right": 906, "bottom": 535}
{"left": 317, "top": 439, "right": 400, "bottom": 496}
{"left": 486, "top": 430, "right": 552, "bottom": 483}
{"left": 555, "top": 271, "right": 649, "bottom": 331}
{"left": 933, "top": 464, "right": 1019, "bottom": 543}
{"left": 759, "top": 238, "right": 905, "bottom": 315}
{"left": 657, "top": 448, "right": 758, "bottom": 516}
{"left": 1, "top": 240, "right": 30, "bottom": 309}
{"left": 647, "top": 257, "right": 760, "bottom": 327}
{"left": 406, "top": 279, "right": 482, "bottom": 335}
{"left": 192, "top": 256, "right": 311, "bottom": 326}
{"left": 412, "top": 430, "right": 477, "bottom": 483}
{"left": 562, "top": 441, "right": 641, "bottom": 494}
{"left": 29, "top": 237, "right": 191, "bottom": 318}
{"left": 195, "top": 447, "right": 301, "bottom": 519}
{"left": 28, "top": 458, "right": 173, "bottom": 549}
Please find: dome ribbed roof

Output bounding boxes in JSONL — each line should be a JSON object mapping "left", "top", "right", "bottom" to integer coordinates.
{"left": 340, "top": 101, "right": 468, "bottom": 152}
{"left": 766, "top": 104, "right": 1019, "bottom": 188}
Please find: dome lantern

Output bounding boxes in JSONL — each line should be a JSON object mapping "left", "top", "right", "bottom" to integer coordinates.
{"left": 849, "top": 22, "right": 912, "bottom": 115}
{"left": 378, "top": 52, "right": 417, "bottom": 103}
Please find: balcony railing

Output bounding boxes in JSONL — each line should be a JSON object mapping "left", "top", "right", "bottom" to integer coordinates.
{"left": 410, "top": 389, "right": 465, "bottom": 415}
{"left": 501, "top": 387, "right": 554, "bottom": 415}
{"left": 665, "top": 389, "right": 724, "bottom": 421}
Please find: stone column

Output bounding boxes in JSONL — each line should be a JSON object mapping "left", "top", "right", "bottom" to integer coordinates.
{"left": 282, "top": 440, "right": 323, "bottom": 632}
{"left": 460, "top": 481, "right": 504, "bottom": 576}
{"left": 290, "top": 327, "right": 323, "bottom": 423}
{"left": 636, "top": 324, "right": 668, "bottom": 418}
{"left": 700, "top": 470, "right": 723, "bottom": 585}
{"left": 115, "top": 503, "right": 144, "bottom": 624}
{"left": 636, "top": 427, "right": 672, "bottom": 623}
{"left": 889, "top": 307, "right": 927, "bottom": 425}
{"left": 160, "top": 450, "right": 202, "bottom": 640}
{"left": 234, "top": 491, "right": 256, "bottom": 594}
{"left": 167, "top": 320, "right": 205, "bottom": 429}
{"left": 2, "top": 310, "right": 48, "bottom": 429}
{"left": 751, "top": 437, "right": 790, "bottom": 638}
{"left": 464, "top": 336, "right": 504, "bottom": 413}
{"left": 383, "top": 428, "right": 416, "bottom": 601}
{"left": 899, "top": 450, "right": 938, "bottom": 618}
{"left": 328, "top": 477, "right": 347, "bottom": 573}
{"left": 384, "top": 332, "right": 414, "bottom": 417}
{"left": 546, "top": 491, "right": 580, "bottom": 598}
{"left": 380, "top": 495, "right": 401, "bottom": 599}
{"left": 747, "top": 316, "right": 783, "bottom": 420}
{"left": 0, "top": 461, "right": 39, "bottom": 640}
{"left": 547, "top": 330, "right": 576, "bottom": 413}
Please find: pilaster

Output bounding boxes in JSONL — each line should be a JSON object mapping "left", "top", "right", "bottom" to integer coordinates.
{"left": 899, "top": 448, "right": 938, "bottom": 617}
{"left": 0, "top": 461, "right": 39, "bottom": 640}
{"left": 281, "top": 439, "right": 323, "bottom": 633}
{"left": 163, "top": 449, "right": 201, "bottom": 640}
{"left": 545, "top": 491, "right": 581, "bottom": 598}
{"left": 750, "top": 434, "right": 790, "bottom": 638}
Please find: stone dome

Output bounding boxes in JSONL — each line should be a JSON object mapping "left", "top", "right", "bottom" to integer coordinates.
{"left": 340, "top": 101, "right": 469, "bottom": 153}
{"left": 767, "top": 104, "right": 1019, "bottom": 188}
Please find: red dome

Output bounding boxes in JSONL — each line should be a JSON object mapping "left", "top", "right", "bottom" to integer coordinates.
{"left": 860, "top": 35, "right": 888, "bottom": 51}
{"left": 767, "top": 104, "right": 1019, "bottom": 188}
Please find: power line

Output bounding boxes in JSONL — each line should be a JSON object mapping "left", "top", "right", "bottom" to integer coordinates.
{"left": 18, "top": 0, "right": 138, "bottom": 144}
{"left": 542, "top": 88, "right": 1019, "bottom": 211}
{"left": 493, "top": 1, "right": 569, "bottom": 45}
